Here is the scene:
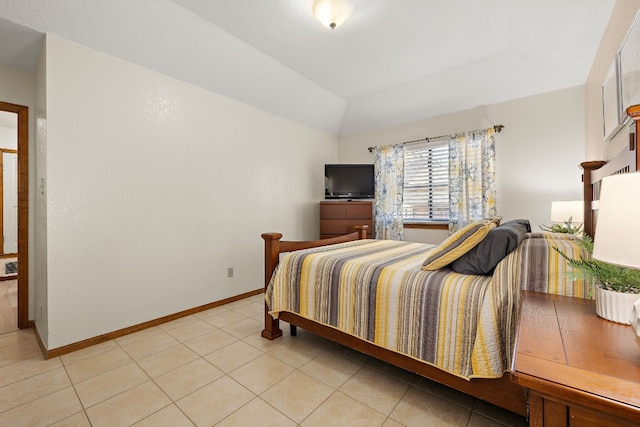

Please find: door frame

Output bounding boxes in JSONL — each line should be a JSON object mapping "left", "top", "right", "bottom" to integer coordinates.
{"left": 0, "top": 101, "right": 29, "bottom": 329}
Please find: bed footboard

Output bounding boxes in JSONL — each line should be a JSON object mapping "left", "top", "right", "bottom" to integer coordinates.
{"left": 261, "top": 226, "right": 368, "bottom": 340}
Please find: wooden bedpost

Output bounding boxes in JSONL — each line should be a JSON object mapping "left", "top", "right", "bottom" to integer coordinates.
{"left": 261, "top": 232, "right": 283, "bottom": 340}
{"left": 261, "top": 225, "right": 368, "bottom": 340}
{"left": 580, "top": 161, "right": 605, "bottom": 238}
{"left": 626, "top": 104, "right": 640, "bottom": 171}
{"left": 355, "top": 225, "right": 368, "bottom": 240}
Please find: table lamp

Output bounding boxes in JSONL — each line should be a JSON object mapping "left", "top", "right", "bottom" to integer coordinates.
{"left": 551, "top": 200, "right": 584, "bottom": 226}
{"left": 546, "top": 200, "right": 584, "bottom": 233}
{"left": 592, "top": 172, "right": 640, "bottom": 331}
{"left": 592, "top": 173, "right": 640, "bottom": 268}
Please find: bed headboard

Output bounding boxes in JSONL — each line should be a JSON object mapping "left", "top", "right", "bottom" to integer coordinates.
{"left": 581, "top": 105, "right": 640, "bottom": 238}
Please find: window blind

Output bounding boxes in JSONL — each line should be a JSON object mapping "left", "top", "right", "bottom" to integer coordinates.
{"left": 402, "top": 140, "right": 449, "bottom": 222}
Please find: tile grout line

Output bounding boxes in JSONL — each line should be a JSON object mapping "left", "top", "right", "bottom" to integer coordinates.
{"left": 284, "top": 344, "right": 390, "bottom": 426}
{"left": 261, "top": 350, "right": 343, "bottom": 427}
{"left": 114, "top": 328, "right": 199, "bottom": 426}
{"left": 59, "top": 358, "right": 92, "bottom": 426}
{"left": 83, "top": 300, "right": 265, "bottom": 424}
{"left": 378, "top": 380, "right": 411, "bottom": 427}
{"left": 113, "top": 303, "right": 271, "bottom": 426}
{"left": 0, "top": 356, "right": 87, "bottom": 424}
{"left": 208, "top": 325, "right": 329, "bottom": 425}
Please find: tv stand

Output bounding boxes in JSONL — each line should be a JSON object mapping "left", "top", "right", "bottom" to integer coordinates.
{"left": 320, "top": 201, "right": 373, "bottom": 239}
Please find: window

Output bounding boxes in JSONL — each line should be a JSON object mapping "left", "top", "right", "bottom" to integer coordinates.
{"left": 402, "top": 140, "right": 449, "bottom": 223}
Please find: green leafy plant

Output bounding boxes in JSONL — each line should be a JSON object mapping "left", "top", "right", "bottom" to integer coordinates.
{"left": 540, "top": 219, "right": 582, "bottom": 234}
{"left": 554, "top": 233, "right": 640, "bottom": 294}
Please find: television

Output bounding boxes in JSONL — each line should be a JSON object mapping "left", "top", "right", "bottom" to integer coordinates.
{"left": 324, "top": 164, "right": 375, "bottom": 199}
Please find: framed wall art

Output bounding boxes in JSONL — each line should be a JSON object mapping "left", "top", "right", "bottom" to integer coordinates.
{"left": 620, "top": 11, "right": 640, "bottom": 119}
{"left": 602, "top": 55, "right": 623, "bottom": 140}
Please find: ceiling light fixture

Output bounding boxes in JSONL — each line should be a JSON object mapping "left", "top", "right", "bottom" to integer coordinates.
{"left": 312, "top": 0, "right": 353, "bottom": 30}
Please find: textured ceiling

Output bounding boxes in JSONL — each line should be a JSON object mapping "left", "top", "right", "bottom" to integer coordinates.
{"left": 0, "top": 0, "right": 616, "bottom": 136}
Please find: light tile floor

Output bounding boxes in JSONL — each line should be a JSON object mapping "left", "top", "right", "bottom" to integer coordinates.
{"left": 0, "top": 294, "right": 527, "bottom": 426}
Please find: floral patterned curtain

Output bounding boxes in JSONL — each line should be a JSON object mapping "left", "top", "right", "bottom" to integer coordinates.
{"left": 373, "top": 144, "right": 405, "bottom": 240}
{"left": 448, "top": 128, "right": 497, "bottom": 233}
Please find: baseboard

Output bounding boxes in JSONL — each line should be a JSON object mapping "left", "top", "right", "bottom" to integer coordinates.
{"left": 37, "top": 288, "right": 264, "bottom": 359}
{"left": 33, "top": 322, "right": 47, "bottom": 358}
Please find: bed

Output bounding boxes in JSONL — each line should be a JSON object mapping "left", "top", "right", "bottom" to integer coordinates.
{"left": 260, "top": 111, "right": 640, "bottom": 416}
{"left": 261, "top": 223, "right": 590, "bottom": 416}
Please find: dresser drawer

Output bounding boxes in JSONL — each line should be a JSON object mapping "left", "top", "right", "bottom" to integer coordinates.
{"left": 345, "top": 204, "right": 373, "bottom": 219}
{"left": 320, "top": 219, "right": 374, "bottom": 235}
{"left": 320, "top": 202, "right": 372, "bottom": 219}
{"left": 320, "top": 201, "right": 373, "bottom": 239}
{"left": 320, "top": 203, "right": 348, "bottom": 219}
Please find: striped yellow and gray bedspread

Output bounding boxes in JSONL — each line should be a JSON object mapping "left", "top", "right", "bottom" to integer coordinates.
{"left": 265, "top": 232, "right": 588, "bottom": 380}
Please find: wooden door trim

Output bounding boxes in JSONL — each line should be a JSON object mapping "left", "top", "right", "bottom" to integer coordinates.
{"left": 0, "top": 101, "right": 29, "bottom": 329}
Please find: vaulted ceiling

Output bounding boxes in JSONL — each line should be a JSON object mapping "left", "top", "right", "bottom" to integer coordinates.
{"left": 0, "top": 0, "right": 616, "bottom": 136}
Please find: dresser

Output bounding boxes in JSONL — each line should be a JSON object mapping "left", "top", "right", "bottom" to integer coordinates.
{"left": 512, "top": 291, "right": 640, "bottom": 426}
{"left": 319, "top": 201, "right": 373, "bottom": 239}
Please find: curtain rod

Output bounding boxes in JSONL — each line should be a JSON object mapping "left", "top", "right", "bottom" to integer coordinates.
{"left": 367, "top": 124, "right": 504, "bottom": 153}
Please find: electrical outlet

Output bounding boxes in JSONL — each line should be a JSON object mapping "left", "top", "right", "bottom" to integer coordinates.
{"left": 227, "top": 267, "right": 234, "bottom": 278}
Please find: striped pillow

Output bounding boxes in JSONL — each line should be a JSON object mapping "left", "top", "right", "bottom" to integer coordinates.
{"left": 422, "top": 219, "right": 498, "bottom": 270}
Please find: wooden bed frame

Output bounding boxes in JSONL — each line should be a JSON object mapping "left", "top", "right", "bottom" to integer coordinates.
{"left": 261, "top": 226, "right": 528, "bottom": 416}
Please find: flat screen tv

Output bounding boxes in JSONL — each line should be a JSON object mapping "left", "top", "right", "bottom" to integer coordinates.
{"left": 324, "top": 164, "right": 374, "bottom": 199}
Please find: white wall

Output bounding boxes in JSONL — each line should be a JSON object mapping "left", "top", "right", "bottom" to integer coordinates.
{"left": 41, "top": 35, "right": 338, "bottom": 349}
{"left": 338, "top": 86, "right": 585, "bottom": 243}
{"left": 585, "top": 0, "right": 640, "bottom": 162}
{"left": 35, "top": 40, "right": 48, "bottom": 344}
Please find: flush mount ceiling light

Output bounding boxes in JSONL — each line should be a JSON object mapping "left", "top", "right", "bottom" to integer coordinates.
{"left": 312, "top": 0, "right": 354, "bottom": 30}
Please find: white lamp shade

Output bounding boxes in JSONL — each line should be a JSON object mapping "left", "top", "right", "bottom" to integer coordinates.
{"left": 550, "top": 200, "right": 584, "bottom": 224}
{"left": 592, "top": 172, "right": 640, "bottom": 269}
{"left": 312, "top": 0, "right": 353, "bottom": 29}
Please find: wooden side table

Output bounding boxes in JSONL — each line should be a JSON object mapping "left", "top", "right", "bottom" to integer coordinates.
{"left": 512, "top": 291, "right": 640, "bottom": 426}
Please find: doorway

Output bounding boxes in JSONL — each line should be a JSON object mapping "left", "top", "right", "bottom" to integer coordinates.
{"left": 0, "top": 142, "right": 18, "bottom": 333}
{"left": 0, "top": 102, "right": 28, "bottom": 334}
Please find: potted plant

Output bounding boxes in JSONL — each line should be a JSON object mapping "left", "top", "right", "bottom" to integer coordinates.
{"left": 555, "top": 233, "right": 640, "bottom": 324}
{"left": 540, "top": 221, "right": 582, "bottom": 234}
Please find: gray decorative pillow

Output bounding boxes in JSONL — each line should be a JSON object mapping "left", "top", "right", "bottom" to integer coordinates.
{"left": 451, "top": 219, "right": 530, "bottom": 275}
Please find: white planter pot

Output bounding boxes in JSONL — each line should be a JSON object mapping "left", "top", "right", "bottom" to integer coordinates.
{"left": 631, "top": 299, "right": 640, "bottom": 345}
{"left": 595, "top": 286, "right": 640, "bottom": 324}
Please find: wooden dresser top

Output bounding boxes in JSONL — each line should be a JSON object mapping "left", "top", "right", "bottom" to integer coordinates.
{"left": 513, "top": 291, "right": 640, "bottom": 420}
